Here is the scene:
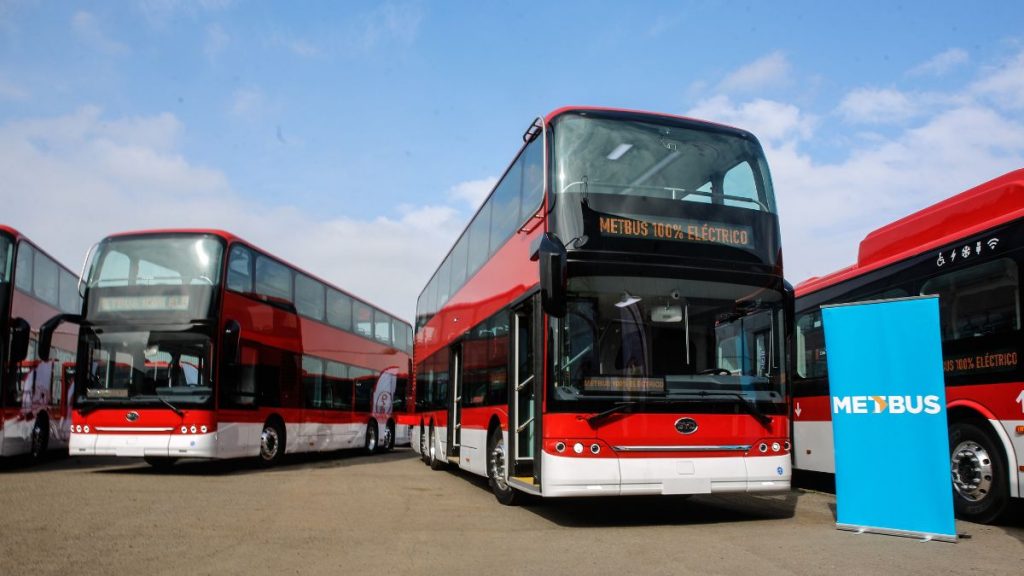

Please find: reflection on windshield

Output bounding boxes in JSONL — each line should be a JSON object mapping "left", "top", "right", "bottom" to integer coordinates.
{"left": 81, "top": 329, "right": 213, "bottom": 405}
{"left": 554, "top": 276, "right": 783, "bottom": 403}
{"left": 554, "top": 114, "right": 776, "bottom": 213}
{"left": 89, "top": 235, "right": 224, "bottom": 288}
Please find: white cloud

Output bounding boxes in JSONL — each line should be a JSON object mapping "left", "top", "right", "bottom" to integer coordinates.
{"left": 0, "top": 107, "right": 463, "bottom": 322}
{"left": 718, "top": 51, "right": 791, "bottom": 94}
{"left": 970, "top": 50, "right": 1024, "bottom": 110}
{"left": 272, "top": 35, "right": 321, "bottom": 58}
{"left": 137, "top": 0, "right": 234, "bottom": 26}
{"left": 687, "top": 95, "right": 817, "bottom": 144}
{"left": 448, "top": 176, "right": 498, "bottom": 208}
{"left": 354, "top": 1, "right": 424, "bottom": 51}
{"left": 0, "top": 74, "right": 29, "bottom": 101}
{"left": 909, "top": 48, "right": 969, "bottom": 77}
{"left": 229, "top": 88, "right": 266, "bottom": 118}
{"left": 838, "top": 88, "right": 919, "bottom": 124}
{"left": 71, "top": 11, "right": 129, "bottom": 55}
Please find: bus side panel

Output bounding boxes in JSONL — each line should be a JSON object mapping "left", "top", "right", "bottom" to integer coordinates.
{"left": 457, "top": 406, "right": 508, "bottom": 476}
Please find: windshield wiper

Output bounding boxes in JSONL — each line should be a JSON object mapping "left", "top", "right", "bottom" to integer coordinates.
{"left": 158, "top": 397, "right": 185, "bottom": 417}
{"left": 586, "top": 401, "right": 637, "bottom": 425}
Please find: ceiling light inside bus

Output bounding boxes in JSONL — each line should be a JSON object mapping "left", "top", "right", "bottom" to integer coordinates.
{"left": 615, "top": 292, "right": 642, "bottom": 308}
{"left": 606, "top": 143, "right": 633, "bottom": 160}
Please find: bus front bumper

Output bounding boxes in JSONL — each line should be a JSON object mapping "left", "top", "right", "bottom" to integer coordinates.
{"left": 540, "top": 451, "right": 791, "bottom": 497}
{"left": 70, "top": 431, "right": 218, "bottom": 458}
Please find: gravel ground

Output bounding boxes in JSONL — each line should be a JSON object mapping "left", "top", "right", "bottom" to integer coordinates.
{"left": 1, "top": 449, "right": 1021, "bottom": 576}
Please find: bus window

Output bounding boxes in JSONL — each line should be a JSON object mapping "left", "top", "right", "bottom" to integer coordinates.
{"left": 295, "top": 274, "right": 325, "bottom": 321}
{"left": 15, "top": 241, "right": 33, "bottom": 292}
{"left": 922, "top": 258, "right": 1020, "bottom": 341}
{"left": 795, "top": 310, "right": 827, "bottom": 379}
{"left": 227, "top": 245, "right": 253, "bottom": 293}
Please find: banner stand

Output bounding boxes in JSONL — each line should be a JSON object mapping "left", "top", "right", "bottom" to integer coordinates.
{"left": 836, "top": 523, "right": 957, "bottom": 543}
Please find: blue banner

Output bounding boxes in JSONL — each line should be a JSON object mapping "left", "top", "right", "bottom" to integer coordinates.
{"left": 822, "top": 296, "right": 956, "bottom": 542}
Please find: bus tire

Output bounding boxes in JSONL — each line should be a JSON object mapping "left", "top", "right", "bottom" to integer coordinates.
{"left": 384, "top": 420, "right": 396, "bottom": 452}
{"left": 30, "top": 415, "right": 49, "bottom": 460}
{"left": 144, "top": 456, "right": 178, "bottom": 470}
{"left": 419, "top": 422, "right": 430, "bottom": 464}
{"left": 428, "top": 423, "right": 445, "bottom": 470}
{"left": 949, "top": 420, "right": 1009, "bottom": 524}
{"left": 259, "top": 420, "right": 286, "bottom": 466}
{"left": 487, "top": 428, "right": 518, "bottom": 506}
{"left": 364, "top": 420, "right": 378, "bottom": 454}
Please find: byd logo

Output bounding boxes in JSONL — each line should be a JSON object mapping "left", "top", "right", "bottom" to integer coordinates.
{"left": 832, "top": 395, "right": 941, "bottom": 415}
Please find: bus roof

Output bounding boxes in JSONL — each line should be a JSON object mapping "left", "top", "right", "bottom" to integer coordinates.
{"left": 101, "top": 228, "right": 412, "bottom": 327}
{"left": 544, "top": 106, "right": 754, "bottom": 138}
{"left": 795, "top": 168, "right": 1024, "bottom": 296}
{"left": 0, "top": 224, "right": 23, "bottom": 239}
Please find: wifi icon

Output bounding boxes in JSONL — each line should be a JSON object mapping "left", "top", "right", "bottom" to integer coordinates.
{"left": 987, "top": 238, "right": 1000, "bottom": 250}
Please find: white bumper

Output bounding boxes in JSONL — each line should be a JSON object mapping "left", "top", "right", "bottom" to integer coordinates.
{"left": 540, "top": 452, "right": 791, "bottom": 497}
{"left": 70, "top": 432, "right": 218, "bottom": 458}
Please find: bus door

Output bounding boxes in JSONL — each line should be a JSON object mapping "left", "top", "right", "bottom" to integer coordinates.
{"left": 509, "top": 298, "right": 540, "bottom": 482}
{"left": 446, "top": 344, "right": 461, "bottom": 462}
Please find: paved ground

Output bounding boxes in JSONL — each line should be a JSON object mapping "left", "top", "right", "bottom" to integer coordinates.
{"left": 1, "top": 449, "right": 1021, "bottom": 576}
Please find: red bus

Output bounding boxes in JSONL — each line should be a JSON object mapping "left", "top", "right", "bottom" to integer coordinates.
{"left": 412, "top": 107, "right": 792, "bottom": 504}
{"left": 793, "top": 169, "right": 1024, "bottom": 523}
{"left": 1, "top": 226, "right": 81, "bottom": 459}
{"left": 40, "top": 230, "right": 413, "bottom": 467}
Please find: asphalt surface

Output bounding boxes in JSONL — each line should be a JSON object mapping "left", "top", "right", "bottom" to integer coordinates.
{"left": 1, "top": 449, "right": 1021, "bottom": 576}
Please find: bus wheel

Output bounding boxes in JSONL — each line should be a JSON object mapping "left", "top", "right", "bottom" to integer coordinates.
{"left": 487, "top": 428, "right": 518, "bottom": 505}
{"left": 384, "top": 421, "right": 396, "bottom": 452}
{"left": 259, "top": 421, "right": 285, "bottom": 466}
{"left": 144, "top": 456, "right": 178, "bottom": 470}
{"left": 30, "top": 416, "right": 49, "bottom": 460}
{"left": 419, "top": 423, "right": 430, "bottom": 464}
{"left": 428, "top": 424, "right": 445, "bottom": 470}
{"left": 949, "top": 421, "right": 1009, "bottom": 524}
{"left": 364, "top": 421, "right": 378, "bottom": 454}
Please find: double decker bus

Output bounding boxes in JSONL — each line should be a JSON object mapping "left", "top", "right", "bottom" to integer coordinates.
{"left": 1, "top": 226, "right": 81, "bottom": 459}
{"left": 793, "top": 169, "right": 1024, "bottom": 523}
{"left": 412, "top": 107, "right": 791, "bottom": 504}
{"left": 40, "top": 230, "right": 413, "bottom": 467}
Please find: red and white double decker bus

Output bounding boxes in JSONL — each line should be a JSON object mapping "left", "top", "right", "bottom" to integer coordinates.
{"left": 793, "top": 169, "right": 1024, "bottom": 523}
{"left": 412, "top": 107, "right": 792, "bottom": 504}
{"left": 40, "top": 230, "right": 413, "bottom": 467}
{"left": 1, "top": 226, "right": 81, "bottom": 459}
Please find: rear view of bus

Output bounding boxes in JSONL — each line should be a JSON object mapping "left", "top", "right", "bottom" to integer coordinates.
{"left": 41, "top": 230, "right": 413, "bottom": 467}
{"left": 413, "top": 108, "right": 791, "bottom": 503}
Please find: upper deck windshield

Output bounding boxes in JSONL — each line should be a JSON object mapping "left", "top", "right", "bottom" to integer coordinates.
{"left": 551, "top": 275, "right": 786, "bottom": 412}
{"left": 84, "top": 234, "right": 225, "bottom": 323}
{"left": 553, "top": 113, "right": 776, "bottom": 213}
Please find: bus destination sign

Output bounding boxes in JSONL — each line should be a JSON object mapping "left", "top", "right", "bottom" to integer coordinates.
{"left": 598, "top": 215, "right": 753, "bottom": 248}
{"left": 584, "top": 376, "right": 665, "bottom": 393}
{"left": 98, "top": 295, "right": 190, "bottom": 313}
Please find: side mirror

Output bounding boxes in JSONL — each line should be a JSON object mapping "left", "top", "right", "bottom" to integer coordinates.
{"left": 10, "top": 318, "right": 30, "bottom": 363}
{"left": 532, "top": 232, "right": 567, "bottom": 318}
{"left": 222, "top": 320, "right": 241, "bottom": 364}
{"left": 38, "top": 314, "right": 82, "bottom": 361}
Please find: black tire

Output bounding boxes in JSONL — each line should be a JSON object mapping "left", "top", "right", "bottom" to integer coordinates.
{"left": 384, "top": 420, "right": 396, "bottom": 452}
{"left": 259, "top": 420, "right": 286, "bottom": 466}
{"left": 487, "top": 428, "right": 519, "bottom": 505}
{"left": 29, "top": 416, "right": 49, "bottom": 460}
{"left": 419, "top": 422, "right": 430, "bottom": 464}
{"left": 949, "top": 420, "right": 1009, "bottom": 524}
{"left": 428, "top": 423, "right": 445, "bottom": 470}
{"left": 364, "top": 420, "right": 379, "bottom": 454}
{"left": 144, "top": 456, "right": 178, "bottom": 470}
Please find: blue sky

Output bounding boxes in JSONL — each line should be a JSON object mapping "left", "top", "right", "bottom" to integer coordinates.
{"left": 2, "top": 1, "right": 1024, "bottom": 321}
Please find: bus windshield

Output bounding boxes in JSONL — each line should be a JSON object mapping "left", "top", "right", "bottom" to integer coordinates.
{"left": 78, "top": 327, "right": 213, "bottom": 407}
{"left": 552, "top": 275, "right": 785, "bottom": 406}
{"left": 88, "top": 235, "right": 224, "bottom": 288}
{"left": 553, "top": 113, "right": 776, "bottom": 213}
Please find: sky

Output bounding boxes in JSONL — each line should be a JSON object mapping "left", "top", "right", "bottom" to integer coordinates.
{"left": 2, "top": 1, "right": 1023, "bottom": 322}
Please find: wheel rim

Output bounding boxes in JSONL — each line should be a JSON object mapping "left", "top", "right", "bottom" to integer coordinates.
{"left": 951, "top": 440, "right": 993, "bottom": 502}
{"left": 260, "top": 426, "right": 280, "bottom": 461}
{"left": 489, "top": 435, "right": 509, "bottom": 492}
{"left": 429, "top": 428, "right": 436, "bottom": 462}
{"left": 367, "top": 425, "right": 377, "bottom": 451}
{"left": 382, "top": 425, "right": 392, "bottom": 448}
{"left": 31, "top": 423, "right": 43, "bottom": 456}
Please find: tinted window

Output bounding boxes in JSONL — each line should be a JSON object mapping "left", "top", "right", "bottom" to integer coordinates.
{"left": 302, "top": 356, "right": 326, "bottom": 408}
{"left": 59, "top": 269, "right": 81, "bottom": 313}
{"left": 795, "top": 310, "right": 827, "bottom": 379}
{"left": 227, "top": 245, "right": 253, "bottom": 293}
{"left": 467, "top": 200, "right": 491, "bottom": 279}
{"left": 922, "top": 258, "right": 1020, "bottom": 341}
{"left": 33, "top": 250, "right": 60, "bottom": 306}
{"left": 450, "top": 232, "right": 469, "bottom": 293}
{"left": 325, "top": 361, "right": 352, "bottom": 409}
{"left": 490, "top": 161, "right": 522, "bottom": 252}
{"left": 520, "top": 136, "right": 544, "bottom": 217}
{"left": 435, "top": 257, "right": 451, "bottom": 312}
{"left": 254, "top": 255, "right": 293, "bottom": 303}
{"left": 326, "top": 288, "right": 353, "bottom": 330}
{"left": 295, "top": 274, "right": 325, "bottom": 321}
{"left": 0, "top": 235, "right": 11, "bottom": 283}
{"left": 374, "top": 310, "right": 392, "bottom": 345}
{"left": 354, "top": 300, "right": 373, "bottom": 338}
{"left": 15, "top": 241, "right": 33, "bottom": 292}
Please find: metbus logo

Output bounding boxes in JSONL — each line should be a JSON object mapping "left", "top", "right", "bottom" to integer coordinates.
{"left": 832, "top": 395, "right": 941, "bottom": 415}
